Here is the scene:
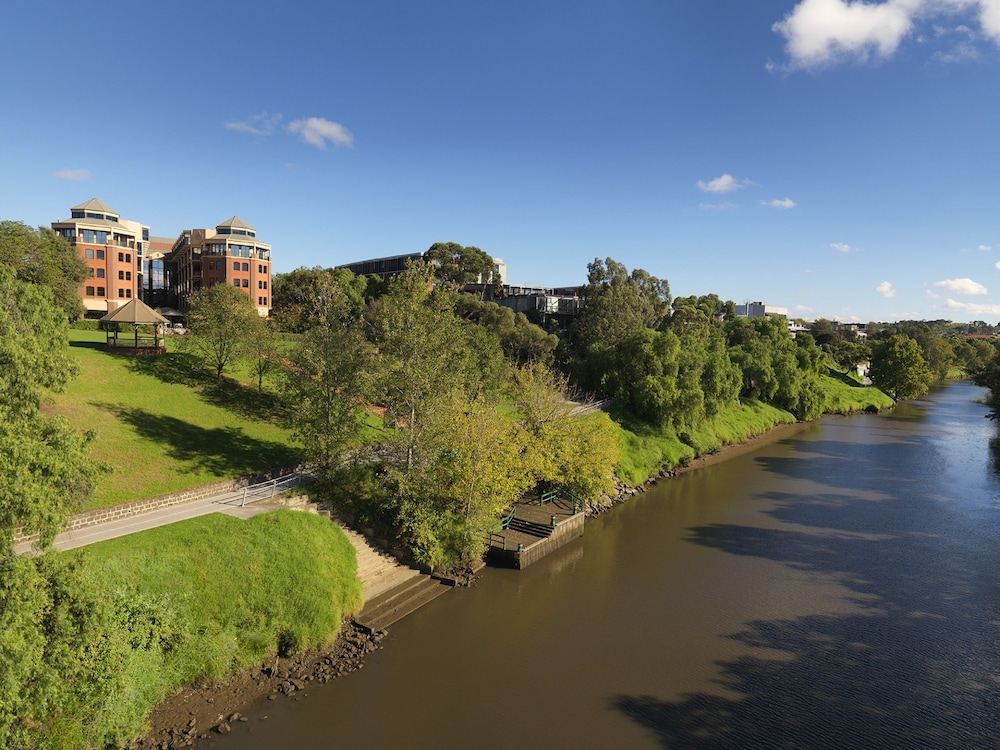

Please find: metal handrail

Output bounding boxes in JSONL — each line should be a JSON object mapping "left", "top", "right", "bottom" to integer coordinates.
{"left": 240, "top": 473, "right": 304, "bottom": 507}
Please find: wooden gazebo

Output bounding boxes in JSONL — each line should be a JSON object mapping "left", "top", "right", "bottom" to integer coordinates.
{"left": 100, "top": 299, "right": 170, "bottom": 355}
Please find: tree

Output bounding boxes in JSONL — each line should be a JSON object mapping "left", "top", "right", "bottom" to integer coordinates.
{"left": 0, "top": 221, "right": 88, "bottom": 320}
{"left": 0, "top": 266, "right": 101, "bottom": 552}
{"left": 510, "top": 361, "right": 620, "bottom": 501}
{"left": 284, "top": 315, "right": 373, "bottom": 484}
{"left": 270, "top": 266, "right": 366, "bottom": 333}
{"left": 453, "top": 294, "right": 558, "bottom": 365}
{"left": 184, "top": 285, "right": 261, "bottom": 380}
{"left": 868, "top": 334, "right": 935, "bottom": 401}
{"left": 425, "top": 242, "right": 495, "bottom": 292}
{"left": 572, "top": 258, "right": 671, "bottom": 352}
{"left": 245, "top": 315, "right": 281, "bottom": 392}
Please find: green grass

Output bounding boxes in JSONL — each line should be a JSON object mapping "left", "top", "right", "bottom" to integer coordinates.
{"left": 613, "top": 399, "right": 797, "bottom": 485}
{"left": 820, "top": 365, "right": 895, "bottom": 413}
{"left": 68, "top": 509, "right": 361, "bottom": 744}
{"left": 45, "top": 331, "right": 301, "bottom": 508}
{"left": 612, "top": 369, "right": 893, "bottom": 485}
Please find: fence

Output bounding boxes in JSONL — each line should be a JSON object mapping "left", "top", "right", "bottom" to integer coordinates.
{"left": 239, "top": 472, "right": 306, "bottom": 507}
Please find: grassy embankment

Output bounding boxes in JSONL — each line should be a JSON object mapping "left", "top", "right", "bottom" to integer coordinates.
{"left": 47, "top": 329, "right": 302, "bottom": 508}
{"left": 614, "top": 365, "right": 894, "bottom": 485}
{"left": 63, "top": 510, "right": 361, "bottom": 747}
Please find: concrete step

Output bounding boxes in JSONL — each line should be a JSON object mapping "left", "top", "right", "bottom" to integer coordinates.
{"left": 356, "top": 575, "right": 451, "bottom": 634}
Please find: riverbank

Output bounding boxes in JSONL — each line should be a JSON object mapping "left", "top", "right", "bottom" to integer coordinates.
{"left": 130, "top": 622, "right": 386, "bottom": 749}
{"left": 590, "top": 420, "right": 814, "bottom": 515}
{"left": 130, "top": 419, "right": 817, "bottom": 748}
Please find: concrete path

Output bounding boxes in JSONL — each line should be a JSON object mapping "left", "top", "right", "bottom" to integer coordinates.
{"left": 12, "top": 486, "right": 417, "bottom": 605}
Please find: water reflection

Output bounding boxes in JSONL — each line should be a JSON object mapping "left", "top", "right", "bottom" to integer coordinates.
{"left": 614, "top": 382, "right": 1000, "bottom": 749}
{"left": 210, "top": 382, "right": 1000, "bottom": 749}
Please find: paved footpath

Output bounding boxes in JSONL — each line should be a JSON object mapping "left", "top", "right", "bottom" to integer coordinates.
{"left": 15, "top": 487, "right": 306, "bottom": 556}
{"left": 13, "top": 487, "right": 411, "bottom": 601}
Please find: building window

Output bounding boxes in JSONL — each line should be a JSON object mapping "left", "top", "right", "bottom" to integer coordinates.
{"left": 118, "top": 270, "right": 125, "bottom": 280}
{"left": 126, "top": 289, "right": 131, "bottom": 298}
{"left": 125, "top": 271, "right": 131, "bottom": 280}
{"left": 119, "top": 289, "right": 125, "bottom": 298}
{"left": 258, "top": 280, "right": 263, "bottom": 289}
{"left": 262, "top": 297, "right": 267, "bottom": 306}
{"left": 97, "top": 249, "right": 105, "bottom": 260}
{"left": 86, "top": 286, "right": 95, "bottom": 296}
{"left": 233, "top": 261, "right": 240, "bottom": 271}
{"left": 118, "top": 252, "right": 124, "bottom": 262}
{"left": 263, "top": 281, "right": 267, "bottom": 289}
{"left": 241, "top": 262, "right": 249, "bottom": 271}
{"left": 97, "top": 286, "right": 105, "bottom": 296}
{"left": 233, "top": 279, "right": 240, "bottom": 287}
{"left": 85, "top": 249, "right": 94, "bottom": 259}
{"left": 125, "top": 253, "right": 131, "bottom": 263}
{"left": 89, "top": 268, "right": 95, "bottom": 277}
{"left": 242, "top": 279, "right": 249, "bottom": 287}
{"left": 96, "top": 268, "right": 105, "bottom": 278}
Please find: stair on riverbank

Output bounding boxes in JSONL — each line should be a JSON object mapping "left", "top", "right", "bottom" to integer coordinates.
{"left": 355, "top": 575, "right": 451, "bottom": 634}
{"left": 338, "top": 525, "right": 420, "bottom": 601}
{"left": 506, "top": 516, "right": 554, "bottom": 538}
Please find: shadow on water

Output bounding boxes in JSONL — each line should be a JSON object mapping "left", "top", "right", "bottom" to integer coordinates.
{"left": 98, "top": 405, "right": 299, "bottom": 476}
{"left": 612, "top": 411, "right": 1000, "bottom": 748}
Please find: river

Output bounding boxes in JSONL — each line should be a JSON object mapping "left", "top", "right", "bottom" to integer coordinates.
{"left": 213, "top": 380, "right": 1000, "bottom": 748}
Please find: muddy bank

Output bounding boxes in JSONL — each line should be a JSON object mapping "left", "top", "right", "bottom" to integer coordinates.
{"left": 129, "top": 622, "right": 386, "bottom": 749}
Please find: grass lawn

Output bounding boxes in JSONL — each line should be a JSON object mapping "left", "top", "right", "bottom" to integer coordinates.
{"left": 45, "top": 330, "right": 302, "bottom": 509}
{"left": 66, "top": 509, "right": 362, "bottom": 747}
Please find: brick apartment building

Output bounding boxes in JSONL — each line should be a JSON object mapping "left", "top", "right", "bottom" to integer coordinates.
{"left": 52, "top": 199, "right": 272, "bottom": 317}
{"left": 169, "top": 216, "right": 272, "bottom": 316}
{"left": 52, "top": 198, "right": 145, "bottom": 314}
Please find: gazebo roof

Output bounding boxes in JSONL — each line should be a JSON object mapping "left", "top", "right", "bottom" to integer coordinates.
{"left": 100, "top": 298, "right": 169, "bottom": 324}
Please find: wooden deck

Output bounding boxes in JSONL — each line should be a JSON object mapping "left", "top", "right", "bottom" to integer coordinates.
{"left": 486, "top": 496, "right": 585, "bottom": 569}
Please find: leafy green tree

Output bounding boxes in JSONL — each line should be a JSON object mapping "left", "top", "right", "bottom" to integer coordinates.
{"left": 509, "top": 361, "right": 619, "bottom": 502}
{"left": 572, "top": 258, "right": 670, "bottom": 352}
{"left": 184, "top": 284, "right": 261, "bottom": 380}
{"left": 868, "top": 334, "right": 935, "bottom": 401}
{"left": 363, "top": 265, "right": 513, "bottom": 568}
{"left": 453, "top": 294, "right": 558, "bottom": 364}
{"left": 425, "top": 242, "right": 495, "bottom": 292}
{"left": 0, "top": 221, "right": 88, "bottom": 320}
{"left": 284, "top": 316, "right": 373, "bottom": 483}
{"left": 270, "top": 266, "right": 366, "bottom": 333}
{"left": 245, "top": 315, "right": 281, "bottom": 392}
{"left": 0, "top": 267, "right": 101, "bottom": 552}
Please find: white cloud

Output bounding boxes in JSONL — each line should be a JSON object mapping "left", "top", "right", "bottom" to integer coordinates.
{"left": 795, "top": 303, "right": 814, "bottom": 312}
{"left": 933, "top": 277, "right": 988, "bottom": 294}
{"left": 698, "top": 202, "right": 737, "bottom": 211}
{"left": 762, "top": 197, "right": 797, "bottom": 209}
{"left": 287, "top": 117, "right": 354, "bottom": 149}
{"left": 979, "top": 244, "right": 992, "bottom": 251}
{"left": 831, "top": 242, "right": 861, "bottom": 253}
{"left": 945, "top": 298, "right": 1000, "bottom": 315}
{"left": 994, "top": 260, "right": 1000, "bottom": 269}
{"left": 696, "top": 174, "right": 750, "bottom": 193}
{"left": 52, "top": 168, "right": 92, "bottom": 181}
{"left": 772, "top": 0, "right": 1000, "bottom": 70}
{"left": 876, "top": 280, "right": 896, "bottom": 297}
{"left": 225, "top": 112, "right": 283, "bottom": 136}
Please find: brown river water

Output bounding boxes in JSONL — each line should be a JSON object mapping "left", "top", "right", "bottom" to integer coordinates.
{"left": 210, "top": 381, "right": 1000, "bottom": 749}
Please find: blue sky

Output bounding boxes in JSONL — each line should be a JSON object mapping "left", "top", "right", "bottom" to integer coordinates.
{"left": 3, "top": 0, "right": 999, "bottom": 323}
